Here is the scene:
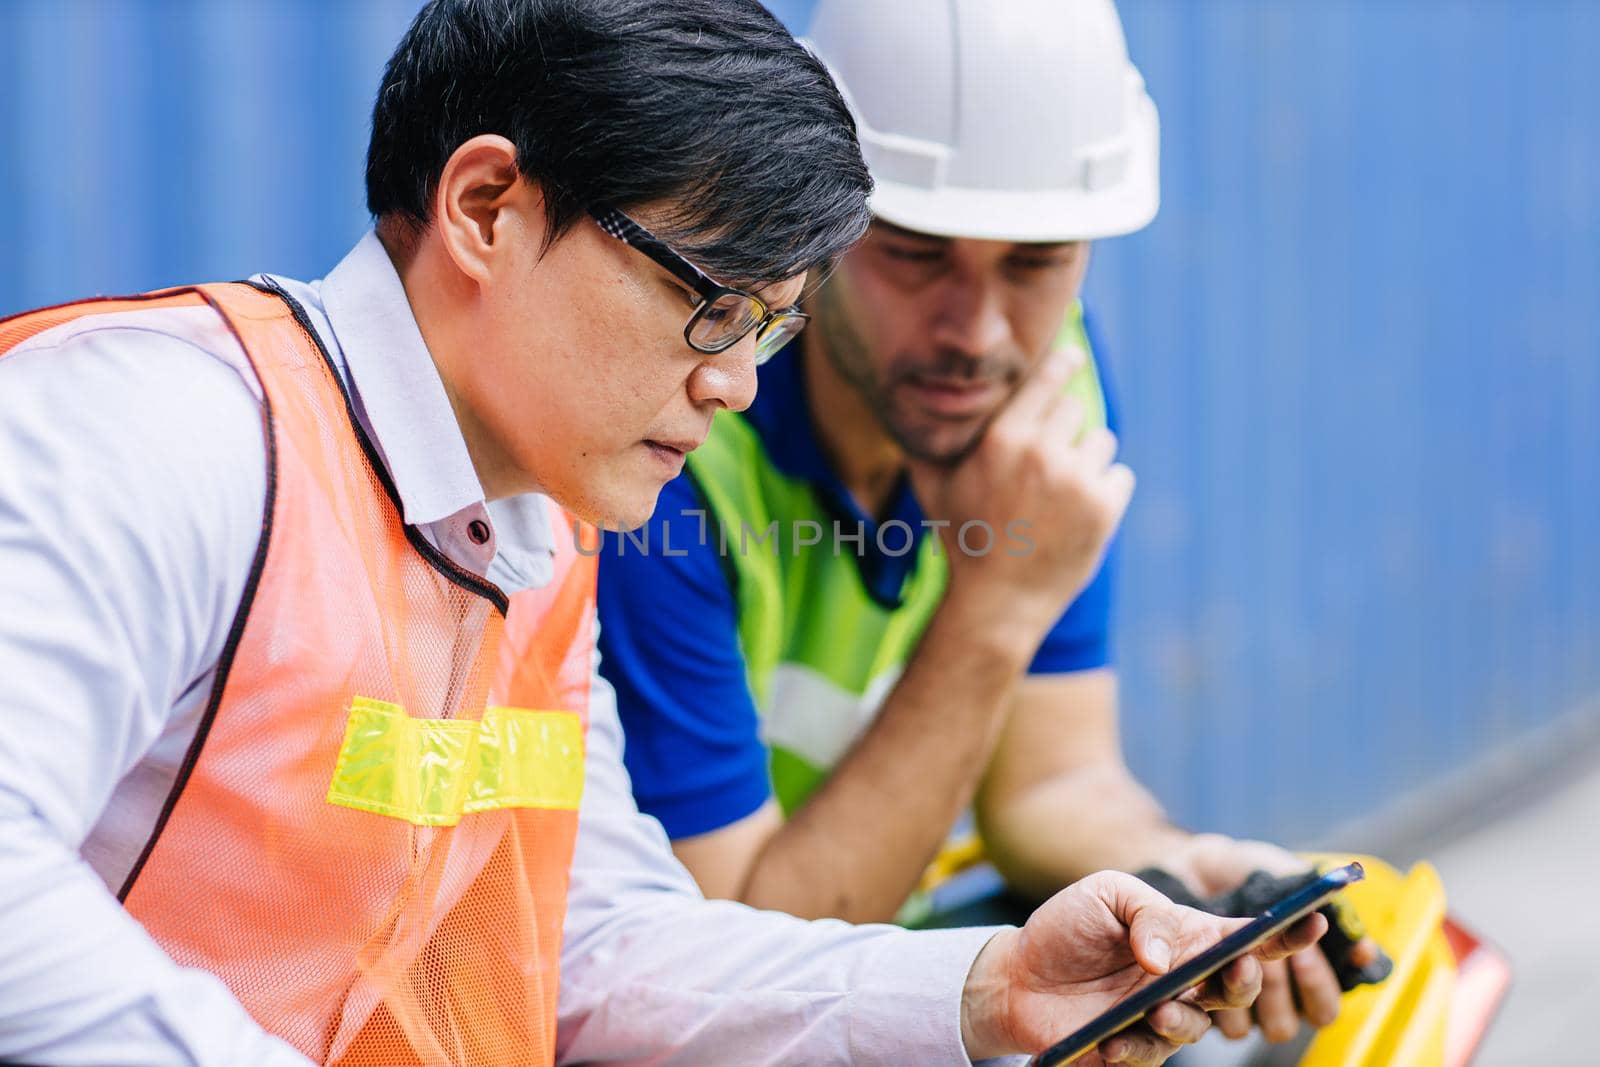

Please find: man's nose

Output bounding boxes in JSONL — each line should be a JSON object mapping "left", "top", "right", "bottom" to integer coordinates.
{"left": 686, "top": 337, "right": 759, "bottom": 413}
{"left": 930, "top": 277, "right": 1012, "bottom": 359}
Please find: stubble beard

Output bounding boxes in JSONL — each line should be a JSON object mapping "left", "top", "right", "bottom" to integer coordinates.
{"left": 811, "top": 288, "right": 999, "bottom": 469}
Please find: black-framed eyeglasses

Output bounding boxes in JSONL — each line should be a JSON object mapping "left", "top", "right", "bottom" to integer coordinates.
{"left": 590, "top": 206, "right": 808, "bottom": 365}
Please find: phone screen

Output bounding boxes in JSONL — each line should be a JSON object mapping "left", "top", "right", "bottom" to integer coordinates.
{"left": 1030, "top": 861, "right": 1365, "bottom": 1067}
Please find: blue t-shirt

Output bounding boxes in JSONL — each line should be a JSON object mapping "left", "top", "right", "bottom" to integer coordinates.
{"left": 598, "top": 314, "right": 1121, "bottom": 839}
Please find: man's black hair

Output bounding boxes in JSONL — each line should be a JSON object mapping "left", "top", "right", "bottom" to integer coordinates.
{"left": 366, "top": 0, "right": 872, "bottom": 287}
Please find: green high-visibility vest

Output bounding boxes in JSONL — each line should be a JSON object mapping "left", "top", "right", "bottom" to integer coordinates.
{"left": 684, "top": 303, "right": 1108, "bottom": 923}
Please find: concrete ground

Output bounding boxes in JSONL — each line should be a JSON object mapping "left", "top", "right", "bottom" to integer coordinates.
{"left": 1423, "top": 752, "right": 1600, "bottom": 1064}
{"left": 961, "top": 719, "right": 1598, "bottom": 1065}
{"left": 1176, "top": 742, "right": 1599, "bottom": 1067}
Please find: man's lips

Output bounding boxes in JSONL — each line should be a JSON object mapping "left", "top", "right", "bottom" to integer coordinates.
{"left": 896, "top": 374, "right": 1006, "bottom": 417}
{"left": 643, "top": 437, "right": 702, "bottom": 456}
{"left": 642, "top": 436, "right": 704, "bottom": 471}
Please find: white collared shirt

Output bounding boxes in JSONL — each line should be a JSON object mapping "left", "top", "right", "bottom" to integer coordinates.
{"left": 0, "top": 234, "right": 1005, "bottom": 1067}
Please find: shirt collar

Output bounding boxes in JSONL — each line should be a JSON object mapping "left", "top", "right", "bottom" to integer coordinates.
{"left": 742, "top": 337, "right": 840, "bottom": 487}
{"left": 319, "top": 231, "right": 487, "bottom": 528}
{"left": 316, "top": 231, "right": 553, "bottom": 585}
{"left": 746, "top": 339, "right": 920, "bottom": 523}
{"left": 743, "top": 339, "right": 927, "bottom": 605}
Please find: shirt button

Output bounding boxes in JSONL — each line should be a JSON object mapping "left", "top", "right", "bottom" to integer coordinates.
{"left": 467, "top": 519, "right": 491, "bottom": 545}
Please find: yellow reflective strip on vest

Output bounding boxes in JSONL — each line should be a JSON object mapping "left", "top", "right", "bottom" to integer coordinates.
{"left": 326, "top": 696, "right": 585, "bottom": 826}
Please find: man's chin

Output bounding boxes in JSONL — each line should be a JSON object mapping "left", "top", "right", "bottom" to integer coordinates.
{"left": 887, "top": 415, "right": 989, "bottom": 468}
{"left": 533, "top": 474, "right": 662, "bottom": 534}
{"left": 588, "top": 481, "right": 668, "bottom": 533}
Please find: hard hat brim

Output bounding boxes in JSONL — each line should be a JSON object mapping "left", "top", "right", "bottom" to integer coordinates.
{"left": 867, "top": 97, "right": 1160, "bottom": 244}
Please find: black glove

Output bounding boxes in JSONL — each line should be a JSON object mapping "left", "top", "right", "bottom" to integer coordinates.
{"left": 1135, "top": 866, "right": 1393, "bottom": 992}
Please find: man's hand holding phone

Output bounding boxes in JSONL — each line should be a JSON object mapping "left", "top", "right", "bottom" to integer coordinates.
{"left": 959, "top": 870, "right": 1328, "bottom": 1066}
{"left": 1148, "top": 837, "right": 1388, "bottom": 1043}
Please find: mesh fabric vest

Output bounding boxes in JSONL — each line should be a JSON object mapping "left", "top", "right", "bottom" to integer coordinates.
{"left": 684, "top": 303, "right": 1106, "bottom": 924}
{"left": 0, "top": 283, "right": 597, "bottom": 1066}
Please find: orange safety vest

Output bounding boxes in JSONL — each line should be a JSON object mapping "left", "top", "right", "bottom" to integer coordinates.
{"left": 0, "top": 283, "right": 597, "bottom": 1067}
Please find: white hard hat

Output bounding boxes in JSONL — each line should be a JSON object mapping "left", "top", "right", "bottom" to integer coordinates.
{"left": 805, "top": 0, "right": 1159, "bottom": 243}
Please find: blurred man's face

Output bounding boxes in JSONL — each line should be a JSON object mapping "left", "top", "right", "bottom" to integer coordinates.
{"left": 810, "top": 220, "right": 1091, "bottom": 464}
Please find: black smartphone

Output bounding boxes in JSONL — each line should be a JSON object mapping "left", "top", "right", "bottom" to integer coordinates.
{"left": 1030, "top": 861, "right": 1366, "bottom": 1067}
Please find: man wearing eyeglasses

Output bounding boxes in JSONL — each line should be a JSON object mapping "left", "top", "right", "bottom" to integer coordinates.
{"left": 596, "top": 0, "right": 1381, "bottom": 1053}
{"left": 0, "top": 1, "right": 1329, "bottom": 1065}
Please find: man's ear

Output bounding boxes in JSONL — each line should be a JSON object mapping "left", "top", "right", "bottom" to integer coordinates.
{"left": 432, "top": 133, "right": 547, "bottom": 286}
